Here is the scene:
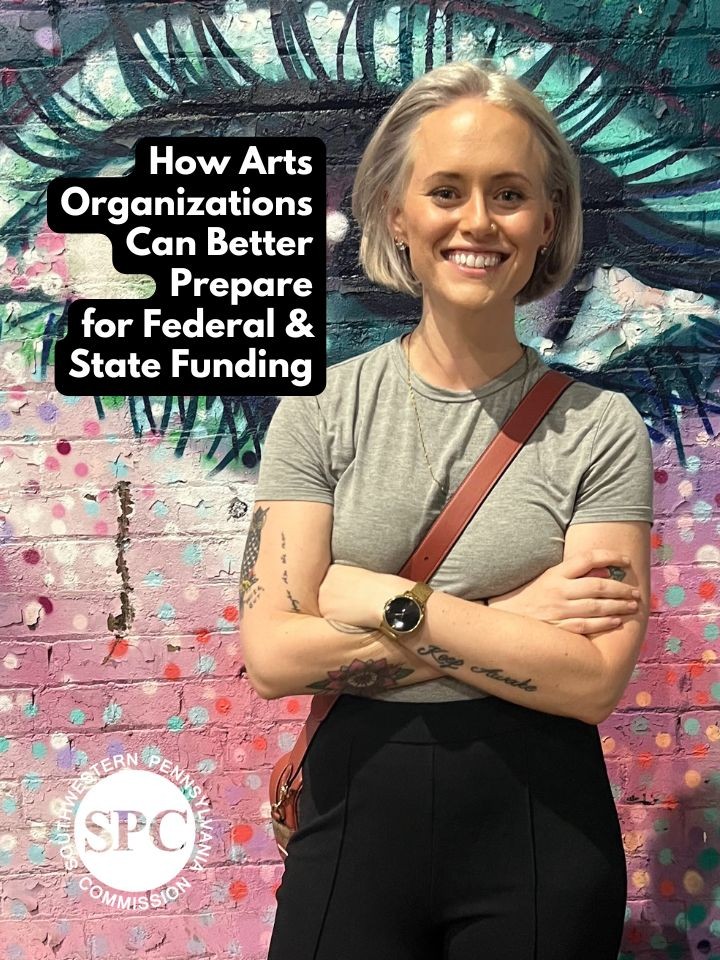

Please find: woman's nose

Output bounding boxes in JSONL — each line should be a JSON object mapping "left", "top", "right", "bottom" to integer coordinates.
{"left": 459, "top": 193, "right": 493, "bottom": 233}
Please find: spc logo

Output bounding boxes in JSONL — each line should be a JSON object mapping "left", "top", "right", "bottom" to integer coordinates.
{"left": 76, "top": 768, "right": 195, "bottom": 890}
{"left": 54, "top": 753, "right": 213, "bottom": 910}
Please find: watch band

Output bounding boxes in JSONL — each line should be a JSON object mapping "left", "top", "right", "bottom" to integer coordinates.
{"left": 408, "top": 581, "right": 433, "bottom": 605}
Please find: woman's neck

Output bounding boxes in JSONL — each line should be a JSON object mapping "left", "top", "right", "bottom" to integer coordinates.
{"left": 405, "top": 320, "right": 525, "bottom": 392}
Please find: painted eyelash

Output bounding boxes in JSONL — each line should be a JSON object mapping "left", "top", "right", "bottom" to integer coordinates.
{"left": 4, "top": 4, "right": 719, "bottom": 472}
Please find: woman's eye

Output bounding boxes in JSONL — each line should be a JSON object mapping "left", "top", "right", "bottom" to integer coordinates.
{"left": 431, "top": 188, "right": 456, "bottom": 200}
{"left": 431, "top": 188, "right": 524, "bottom": 202}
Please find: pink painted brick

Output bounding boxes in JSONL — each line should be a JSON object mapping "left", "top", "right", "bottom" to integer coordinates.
{"left": 48, "top": 631, "right": 240, "bottom": 683}
{"left": 620, "top": 800, "right": 682, "bottom": 868}
{"left": 0, "top": 687, "right": 42, "bottom": 734}
{"left": 36, "top": 681, "right": 181, "bottom": 731}
{"left": 0, "top": 493, "right": 118, "bottom": 539}
{"left": 1, "top": 871, "right": 87, "bottom": 921}
{"left": 0, "top": 591, "right": 121, "bottom": 640}
{"left": 623, "top": 752, "right": 719, "bottom": 806}
{"left": 686, "top": 661, "right": 720, "bottom": 707}
{"left": 677, "top": 710, "right": 720, "bottom": 757}
{"left": 0, "top": 825, "right": 67, "bottom": 876}
{"left": 599, "top": 710, "right": 679, "bottom": 757}
{"left": 619, "top": 662, "right": 694, "bottom": 711}
{"left": 640, "top": 612, "right": 709, "bottom": 662}
{"left": 0, "top": 641, "right": 50, "bottom": 686}
{"left": 0, "top": 779, "right": 23, "bottom": 827}
{"left": 0, "top": 918, "right": 86, "bottom": 958}
{"left": 620, "top": 899, "right": 690, "bottom": 957}
{"left": 84, "top": 910, "right": 265, "bottom": 958}
{"left": 3, "top": 540, "right": 135, "bottom": 591}
{"left": 131, "top": 582, "right": 240, "bottom": 632}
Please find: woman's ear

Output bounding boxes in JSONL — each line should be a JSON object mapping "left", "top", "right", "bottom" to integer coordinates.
{"left": 388, "top": 204, "right": 405, "bottom": 240}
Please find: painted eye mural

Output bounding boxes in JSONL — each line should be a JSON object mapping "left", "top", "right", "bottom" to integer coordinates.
{"left": 0, "top": 1, "right": 719, "bottom": 957}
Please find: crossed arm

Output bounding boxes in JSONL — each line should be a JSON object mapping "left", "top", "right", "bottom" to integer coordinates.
{"left": 240, "top": 501, "right": 651, "bottom": 725}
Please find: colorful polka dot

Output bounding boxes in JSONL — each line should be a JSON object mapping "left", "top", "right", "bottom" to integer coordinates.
{"left": 37, "top": 401, "right": 57, "bottom": 423}
{"left": 27, "top": 843, "right": 45, "bottom": 865}
{"left": 108, "top": 639, "right": 129, "bottom": 659}
{"left": 182, "top": 544, "right": 203, "bottom": 565}
{"left": 188, "top": 706, "right": 209, "bottom": 726}
{"left": 102, "top": 703, "right": 122, "bottom": 725}
{"left": 665, "top": 585, "right": 685, "bottom": 607}
{"left": 196, "top": 655, "right": 216, "bottom": 674}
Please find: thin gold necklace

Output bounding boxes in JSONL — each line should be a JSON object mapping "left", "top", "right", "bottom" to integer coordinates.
{"left": 404, "top": 331, "right": 530, "bottom": 496}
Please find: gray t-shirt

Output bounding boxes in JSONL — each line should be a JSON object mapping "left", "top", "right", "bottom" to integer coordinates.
{"left": 254, "top": 335, "right": 654, "bottom": 702}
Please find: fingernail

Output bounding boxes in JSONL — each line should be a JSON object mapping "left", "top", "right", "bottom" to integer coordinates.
{"left": 632, "top": 589, "right": 641, "bottom": 598}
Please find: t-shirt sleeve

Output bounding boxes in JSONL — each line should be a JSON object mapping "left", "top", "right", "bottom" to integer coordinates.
{"left": 569, "top": 391, "right": 654, "bottom": 527}
{"left": 253, "top": 394, "right": 335, "bottom": 504}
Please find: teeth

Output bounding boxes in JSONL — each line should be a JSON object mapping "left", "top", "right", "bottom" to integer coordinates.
{"left": 448, "top": 251, "right": 502, "bottom": 268}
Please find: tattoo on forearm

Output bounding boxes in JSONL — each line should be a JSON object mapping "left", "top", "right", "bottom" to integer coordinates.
{"left": 305, "top": 658, "right": 415, "bottom": 695}
{"left": 280, "top": 530, "right": 302, "bottom": 613}
{"left": 415, "top": 644, "right": 463, "bottom": 670}
{"left": 415, "top": 644, "right": 537, "bottom": 692}
{"left": 240, "top": 505, "right": 268, "bottom": 617}
{"left": 286, "top": 590, "right": 301, "bottom": 612}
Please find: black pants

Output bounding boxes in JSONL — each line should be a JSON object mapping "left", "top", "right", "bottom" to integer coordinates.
{"left": 268, "top": 693, "right": 627, "bottom": 960}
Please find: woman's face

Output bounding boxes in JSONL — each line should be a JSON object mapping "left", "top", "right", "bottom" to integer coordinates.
{"left": 389, "top": 96, "right": 556, "bottom": 318}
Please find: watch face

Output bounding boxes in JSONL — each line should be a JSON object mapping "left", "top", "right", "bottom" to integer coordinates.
{"left": 384, "top": 596, "right": 422, "bottom": 632}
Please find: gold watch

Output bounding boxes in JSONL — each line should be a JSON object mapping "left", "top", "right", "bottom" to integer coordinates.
{"left": 378, "top": 581, "right": 434, "bottom": 642}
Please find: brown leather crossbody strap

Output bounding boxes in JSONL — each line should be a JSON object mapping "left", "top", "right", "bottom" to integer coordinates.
{"left": 278, "top": 368, "right": 575, "bottom": 787}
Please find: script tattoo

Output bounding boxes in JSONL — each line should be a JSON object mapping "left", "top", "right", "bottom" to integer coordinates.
{"left": 415, "top": 644, "right": 463, "bottom": 670}
{"left": 469, "top": 666, "right": 538, "bottom": 691}
{"left": 306, "top": 658, "right": 415, "bottom": 696}
{"left": 239, "top": 505, "right": 268, "bottom": 617}
{"left": 415, "top": 644, "right": 537, "bottom": 692}
{"left": 280, "top": 530, "right": 301, "bottom": 612}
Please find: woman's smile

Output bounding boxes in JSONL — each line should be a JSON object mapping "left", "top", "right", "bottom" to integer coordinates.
{"left": 442, "top": 249, "right": 510, "bottom": 277}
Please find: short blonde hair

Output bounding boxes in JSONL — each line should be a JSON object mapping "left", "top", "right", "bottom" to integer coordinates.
{"left": 351, "top": 60, "right": 582, "bottom": 306}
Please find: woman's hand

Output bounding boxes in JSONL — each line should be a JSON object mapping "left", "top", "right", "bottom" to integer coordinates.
{"left": 486, "top": 549, "right": 639, "bottom": 636}
{"left": 317, "top": 562, "right": 412, "bottom": 629}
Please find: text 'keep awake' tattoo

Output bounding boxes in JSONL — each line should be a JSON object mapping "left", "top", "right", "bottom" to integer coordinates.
{"left": 415, "top": 644, "right": 538, "bottom": 693}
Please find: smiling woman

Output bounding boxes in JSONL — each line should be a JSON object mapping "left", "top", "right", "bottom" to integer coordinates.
{"left": 243, "top": 60, "right": 653, "bottom": 960}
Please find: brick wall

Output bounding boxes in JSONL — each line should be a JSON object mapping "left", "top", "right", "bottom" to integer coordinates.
{"left": 1, "top": 2, "right": 719, "bottom": 958}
